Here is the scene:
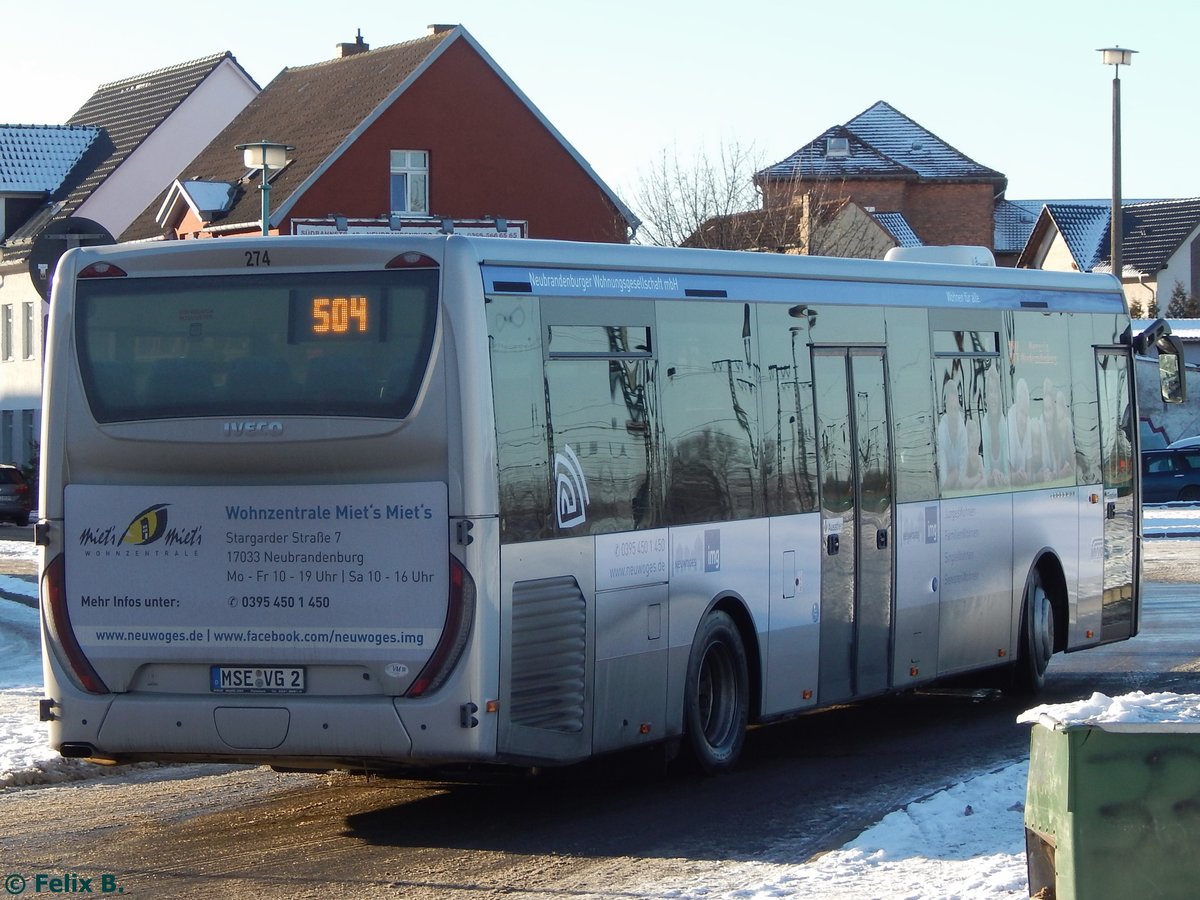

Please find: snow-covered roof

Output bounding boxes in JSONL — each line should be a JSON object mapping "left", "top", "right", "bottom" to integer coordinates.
{"left": 993, "top": 199, "right": 1042, "bottom": 254}
{"left": 843, "top": 102, "right": 1003, "bottom": 181}
{"left": 156, "top": 179, "right": 237, "bottom": 226}
{"left": 1122, "top": 198, "right": 1200, "bottom": 276}
{"left": 1020, "top": 198, "right": 1200, "bottom": 276}
{"left": 759, "top": 101, "right": 1006, "bottom": 186}
{"left": 1046, "top": 203, "right": 1112, "bottom": 271}
{"left": 760, "top": 125, "right": 911, "bottom": 181}
{"left": 0, "top": 125, "right": 100, "bottom": 193}
{"left": 871, "top": 211, "right": 922, "bottom": 248}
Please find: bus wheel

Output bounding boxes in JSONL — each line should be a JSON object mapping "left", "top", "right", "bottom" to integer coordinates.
{"left": 1014, "top": 568, "right": 1055, "bottom": 695}
{"left": 683, "top": 610, "right": 749, "bottom": 774}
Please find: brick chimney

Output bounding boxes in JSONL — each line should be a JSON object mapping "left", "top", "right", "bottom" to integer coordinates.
{"left": 336, "top": 30, "right": 369, "bottom": 58}
{"left": 427, "top": 24, "right": 456, "bottom": 36}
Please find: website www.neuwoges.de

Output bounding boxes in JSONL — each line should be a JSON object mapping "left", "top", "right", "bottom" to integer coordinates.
{"left": 89, "top": 628, "right": 425, "bottom": 646}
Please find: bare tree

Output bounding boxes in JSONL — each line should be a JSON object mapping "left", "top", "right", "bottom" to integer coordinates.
{"left": 632, "top": 142, "right": 765, "bottom": 248}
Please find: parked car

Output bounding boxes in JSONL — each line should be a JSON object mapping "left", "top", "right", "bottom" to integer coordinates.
{"left": 1142, "top": 448, "right": 1200, "bottom": 503}
{"left": 0, "top": 465, "right": 32, "bottom": 525}
{"left": 1168, "top": 435, "right": 1200, "bottom": 450}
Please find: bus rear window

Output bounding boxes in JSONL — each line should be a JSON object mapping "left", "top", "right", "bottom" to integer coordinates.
{"left": 75, "top": 269, "right": 438, "bottom": 422}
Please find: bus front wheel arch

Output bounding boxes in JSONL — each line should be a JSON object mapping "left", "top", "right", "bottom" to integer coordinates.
{"left": 682, "top": 609, "right": 750, "bottom": 774}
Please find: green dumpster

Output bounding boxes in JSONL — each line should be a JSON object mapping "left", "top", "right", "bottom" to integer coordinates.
{"left": 1021, "top": 694, "right": 1200, "bottom": 900}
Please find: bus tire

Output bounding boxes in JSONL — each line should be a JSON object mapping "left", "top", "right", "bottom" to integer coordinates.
{"left": 1014, "top": 568, "right": 1055, "bottom": 695}
{"left": 683, "top": 610, "right": 749, "bottom": 774}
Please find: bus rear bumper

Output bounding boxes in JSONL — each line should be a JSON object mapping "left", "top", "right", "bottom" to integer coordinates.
{"left": 91, "top": 694, "right": 415, "bottom": 761}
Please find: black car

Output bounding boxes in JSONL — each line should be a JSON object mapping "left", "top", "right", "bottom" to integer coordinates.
{"left": 0, "top": 465, "right": 32, "bottom": 525}
{"left": 1142, "top": 448, "right": 1200, "bottom": 504}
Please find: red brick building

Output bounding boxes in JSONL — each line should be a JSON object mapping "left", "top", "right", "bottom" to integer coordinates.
{"left": 124, "top": 26, "right": 635, "bottom": 243}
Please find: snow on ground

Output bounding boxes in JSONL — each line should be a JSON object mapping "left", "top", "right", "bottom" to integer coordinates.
{"left": 0, "top": 576, "right": 116, "bottom": 788}
{"left": 1, "top": 509, "right": 1198, "bottom": 897}
{"left": 0, "top": 528, "right": 38, "bottom": 570}
{"left": 634, "top": 760, "right": 1032, "bottom": 899}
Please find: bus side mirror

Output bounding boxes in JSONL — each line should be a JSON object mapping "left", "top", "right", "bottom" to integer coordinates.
{"left": 1157, "top": 334, "right": 1186, "bottom": 404}
{"left": 1132, "top": 319, "right": 1186, "bottom": 404}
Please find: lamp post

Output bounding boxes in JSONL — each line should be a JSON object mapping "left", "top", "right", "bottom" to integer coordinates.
{"left": 1098, "top": 47, "right": 1135, "bottom": 285}
{"left": 236, "top": 141, "right": 294, "bottom": 236}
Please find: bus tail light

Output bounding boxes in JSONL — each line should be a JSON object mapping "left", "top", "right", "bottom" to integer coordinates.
{"left": 406, "top": 555, "right": 475, "bottom": 697}
{"left": 42, "top": 554, "right": 109, "bottom": 694}
{"left": 386, "top": 252, "right": 439, "bottom": 269}
{"left": 77, "top": 262, "right": 128, "bottom": 279}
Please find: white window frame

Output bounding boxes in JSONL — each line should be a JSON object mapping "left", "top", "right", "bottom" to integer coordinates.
{"left": 390, "top": 150, "right": 429, "bottom": 215}
{"left": 1, "top": 305, "right": 12, "bottom": 362}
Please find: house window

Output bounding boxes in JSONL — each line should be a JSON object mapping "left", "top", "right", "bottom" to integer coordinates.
{"left": 21, "top": 409, "right": 36, "bottom": 462}
{"left": 1, "top": 305, "right": 12, "bottom": 362}
{"left": 22, "top": 302, "right": 34, "bottom": 360}
{"left": 390, "top": 151, "right": 429, "bottom": 214}
{"left": 826, "top": 137, "right": 851, "bottom": 158}
{"left": 1, "top": 411, "right": 11, "bottom": 461}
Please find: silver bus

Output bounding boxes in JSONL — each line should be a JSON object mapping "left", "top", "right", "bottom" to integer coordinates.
{"left": 37, "top": 235, "right": 1184, "bottom": 774}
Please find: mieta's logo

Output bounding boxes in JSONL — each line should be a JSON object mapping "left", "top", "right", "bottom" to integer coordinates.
{"left": 123, "top": 503, "right": 170, "bottom": 545}
{"left": 78, "top": 503, "right": 203, "bottom": 550}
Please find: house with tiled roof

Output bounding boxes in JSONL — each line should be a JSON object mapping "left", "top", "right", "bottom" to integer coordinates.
{"left": 0, "top": 125, "right": 101, "bottom": 241}
{"left": 3, "top": 53, "right": 258, "bottom": 284}
{"left": 124, "top": 26, "right": 636, "bottom": 243}
{"left": 993, "top": 199, "right": 1046, "bottom": 265}
{"left": 1018, "top": 198, "right": 1200, "bottom": 314}
{"left": 0, "top": 52, "right": 258, "bottom": 470}
{"left": 755, "top": 101, "right": 1007, "bottom": 255}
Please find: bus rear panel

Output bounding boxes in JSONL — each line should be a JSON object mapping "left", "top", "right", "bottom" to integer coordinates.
{"left": 41, "top": 237, "right": 497, "bottom": 770}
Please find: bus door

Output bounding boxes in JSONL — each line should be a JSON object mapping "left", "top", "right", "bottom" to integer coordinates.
{"left": 812, "top": 347, "right": 894, "bottom": 702}
{"left": 1095, "top": 348, "right": 1137, "bottom": 641}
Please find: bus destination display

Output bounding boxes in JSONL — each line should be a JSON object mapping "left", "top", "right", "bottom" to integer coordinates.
{"left": 290, "top": 290, "right": 383, "bottom": 342}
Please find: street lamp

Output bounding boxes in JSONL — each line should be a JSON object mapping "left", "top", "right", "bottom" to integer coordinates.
{"left": 236, "top": 140, "right": 294, "bottom": 236}
{"left": 1098, "top": 47, "right": 1135, "bottom": 286}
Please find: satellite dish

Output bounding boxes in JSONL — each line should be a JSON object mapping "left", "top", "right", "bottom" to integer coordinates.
{"left": 27, "top": 216, "right": 114, "bottom": 301}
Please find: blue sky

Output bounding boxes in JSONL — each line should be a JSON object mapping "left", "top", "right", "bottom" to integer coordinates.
{"left": 5, "top": 0, "right": 1195, "bottom": 204}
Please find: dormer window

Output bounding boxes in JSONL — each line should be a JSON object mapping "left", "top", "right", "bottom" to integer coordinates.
{"left": 390, "top": 150, "right": 429, "bottom": 214}
{"left": 826, "top": 137, "right": 850, "bottom": 158}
